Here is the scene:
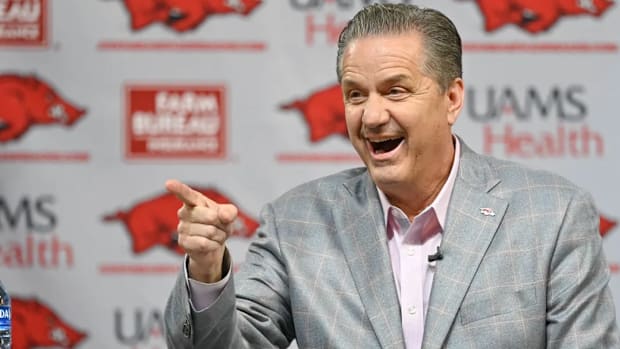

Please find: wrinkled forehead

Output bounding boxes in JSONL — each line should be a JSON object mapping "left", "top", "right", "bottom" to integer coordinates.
{"left": 341, "top": 32, "right": 426, "bottom": 66}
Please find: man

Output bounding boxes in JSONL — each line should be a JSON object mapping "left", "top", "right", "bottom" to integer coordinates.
{"left": 164, "top": 3, "right": 619, "bottom": 348}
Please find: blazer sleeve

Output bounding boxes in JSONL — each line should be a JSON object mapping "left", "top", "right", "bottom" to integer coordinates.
{"left": 546, "top": 189, "right": 620, "bottom": 348}
{"left": 164, "top": 202, "right": 295, "bottom": 349}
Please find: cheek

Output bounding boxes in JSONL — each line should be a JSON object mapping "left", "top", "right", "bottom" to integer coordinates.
{"left": 344, "top": 106, "right": 361, "bottom": 133}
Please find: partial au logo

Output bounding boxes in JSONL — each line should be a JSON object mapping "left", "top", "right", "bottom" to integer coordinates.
{"left": 0, "top": 0, "right": 48, "bottom": 46}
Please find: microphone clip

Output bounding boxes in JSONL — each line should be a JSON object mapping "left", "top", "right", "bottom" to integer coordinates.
{"left": 428, "top": 246, "right": 443, "bottom": 263}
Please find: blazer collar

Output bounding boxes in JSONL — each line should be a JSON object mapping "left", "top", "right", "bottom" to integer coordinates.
{"left": 422, "top": 138, "right": 508, "bottom": 348}
{"left": 338, "top": 170, "right": 406, "bottom": 349}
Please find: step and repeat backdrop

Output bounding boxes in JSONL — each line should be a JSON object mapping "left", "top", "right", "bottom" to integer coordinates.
{"left": 1, "top": 0, "right": 619, "bottom": 348}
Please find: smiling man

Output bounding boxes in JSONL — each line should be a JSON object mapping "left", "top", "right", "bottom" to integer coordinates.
{"left": 164, "top": 4, "right": 619, "bottom": 349}
{"left": 339, "top": 29, "right": 461, "bottom": 221}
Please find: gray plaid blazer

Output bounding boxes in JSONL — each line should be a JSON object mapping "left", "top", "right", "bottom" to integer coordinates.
{"left": 165, "top": 139, "right": 619, "bottom": 349}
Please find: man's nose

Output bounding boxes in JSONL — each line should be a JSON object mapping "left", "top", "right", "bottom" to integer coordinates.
{"left": 361, "top": 94, "right": 389, "bottom": 128}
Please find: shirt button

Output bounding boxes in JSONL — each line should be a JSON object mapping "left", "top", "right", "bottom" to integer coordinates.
{"left": 407, "top": 246, "right": 415, "bottom": 256}
{"left": 408, "top": 306, "right": 417, "bottom": 315}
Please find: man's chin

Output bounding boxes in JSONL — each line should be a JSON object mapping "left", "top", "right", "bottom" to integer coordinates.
{"left": 367, "top": 167, "right": 401, "bottom": 189}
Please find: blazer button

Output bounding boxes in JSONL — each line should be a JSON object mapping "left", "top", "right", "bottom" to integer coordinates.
{"left": 183, "top": 317, "right": 192, "bottom": 338}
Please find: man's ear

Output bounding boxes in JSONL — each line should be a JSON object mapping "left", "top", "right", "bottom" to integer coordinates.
{"left": 446, "top": 78, "right": 464, "bottom": 126}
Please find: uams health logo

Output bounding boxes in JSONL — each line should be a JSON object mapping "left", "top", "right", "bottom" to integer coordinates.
{"left": 467, "top": 84, "right": 605, "bottom": 158}
{"left": 122, "top": 0, "right": 262, "bottom": 32}
{"left": 125, "top": 85, "right": 226, "bottom": 159}
{"left": 0, "top": 74, "right": 86, "bottom": 143}
{"left": 290, "top": 0, "right": 411, "bottom": 46}
{"left": 11, "top": 297, "right": 87, "bottom": 349}
{"left": 103, "top": 187, "right": 258, "bottom": 255}
{"left": 0, "top": 195, "right": 74, "bottom": 269}
{"left": 115, "top": 308, "right": 165, "bottom": 348}
{"left": 0, "top": 0, "right": 48, "bottom": 46}
{"left": 471, "top": 0, "right": 613, "bottom": 33}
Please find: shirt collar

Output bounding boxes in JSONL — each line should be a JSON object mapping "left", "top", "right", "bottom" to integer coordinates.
{"left": 377, "top": 136, "right": 461, "bottom": 229}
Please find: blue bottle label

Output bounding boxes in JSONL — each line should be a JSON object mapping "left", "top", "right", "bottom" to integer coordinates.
{"left": 0, "top": 305, "right": 9, "bottom": 326}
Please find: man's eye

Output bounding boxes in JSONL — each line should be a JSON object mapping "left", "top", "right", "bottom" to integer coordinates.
{"left": 347, "top": 91, "right": 364, "bottom": 102}
{"left": 387, "top": 88, "right": 408, "bottom": 99}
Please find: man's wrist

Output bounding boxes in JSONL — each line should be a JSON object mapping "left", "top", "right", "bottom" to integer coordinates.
{"left": 187, "top": 248, "right": 230, "bottom": 284}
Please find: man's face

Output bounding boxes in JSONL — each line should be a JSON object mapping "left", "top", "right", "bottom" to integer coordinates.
{"left": 340, "top": 32, "right": 463, "bottom": 195}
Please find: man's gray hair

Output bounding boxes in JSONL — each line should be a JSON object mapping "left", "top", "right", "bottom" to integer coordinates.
{"left": 336, "top": 3, "right": 462, "bottom": 92}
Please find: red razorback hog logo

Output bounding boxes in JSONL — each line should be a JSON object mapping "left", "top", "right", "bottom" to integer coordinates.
{"left": 103, "top": 187, "right": 259, "bottom": 255}
{"left": 122, "top": 0, "right": 262, "bottom": 32}
{"left": 11, "top": 297, "right": 87, "bottom": 349}
{"left": 0, "top": 74, "right": 86, "bottom": 143}
{"left": 280, "top": 84, "right": 348, "bottom": 143}
{"left": 472, "top": 0, "right": 614, "bottom": 33}
{"left": 600, "top": 214, "right": 617, "bottom": 238}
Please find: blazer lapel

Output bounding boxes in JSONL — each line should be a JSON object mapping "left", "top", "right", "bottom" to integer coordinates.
{"left": 422, "top": 142, "right": 508, "bottom": 349}
{"left": 338, "top": 171, "right": 405, "bottom": 349}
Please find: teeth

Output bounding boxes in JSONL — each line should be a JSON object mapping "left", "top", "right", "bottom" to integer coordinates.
{"left": 369, "top": 137, "right": 400, "bottom": 144}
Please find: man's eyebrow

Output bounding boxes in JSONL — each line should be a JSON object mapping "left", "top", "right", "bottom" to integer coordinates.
{"left": 341, "top": 74, "right": 411, "bottom": 89}
{"left": 340, "top": 78, "right": 358, "bottom": 88}
{"left": 382, "top": 74, "right": 410, "bottom": 85}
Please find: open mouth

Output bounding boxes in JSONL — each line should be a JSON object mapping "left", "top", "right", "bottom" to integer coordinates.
{"left": 369, "top": 137, "right": 404, "bottom": 154}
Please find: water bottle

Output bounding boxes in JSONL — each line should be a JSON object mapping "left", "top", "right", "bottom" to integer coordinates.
{"left": 0, "top": 281, "right": 10, "bottom": 349}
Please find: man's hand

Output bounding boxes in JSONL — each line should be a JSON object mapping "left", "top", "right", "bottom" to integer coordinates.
{"left": 165, "top": 179, "right": 238, "bottom": 283}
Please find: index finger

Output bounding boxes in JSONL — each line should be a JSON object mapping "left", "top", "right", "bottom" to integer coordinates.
{"left": 165, "top": 179, "right": 214, "bottom": 207}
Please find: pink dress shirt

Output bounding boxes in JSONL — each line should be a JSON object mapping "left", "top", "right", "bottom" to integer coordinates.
{"left": 377, "top": 137, "right": 460, "bottom": 349}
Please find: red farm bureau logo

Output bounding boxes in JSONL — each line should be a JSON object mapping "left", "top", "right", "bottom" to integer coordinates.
{"left": 0, "top": 74, "right": 86, "bottom": 143}
{"left": 0, "top": 0, "right": 48, "bottom": 46}
{"left": 12, "top": 297, "right": 87, "bottom": 349}
{"left": 600, "top": 214, "right": 617, "bottom": 238}
{"left": 122, "top": 0, "right": 262, "bottom": 32}
{"left": 125, "top": 85, "right": 226, "bottom": 159}
{"left": 104, "top": 188, "right": 259, "bottom": 255}
{"left": 473, "top": 0, "right": 613, "bottom": 33}
{"left": 281, "top": 83, "right": 347, "bottom": 142}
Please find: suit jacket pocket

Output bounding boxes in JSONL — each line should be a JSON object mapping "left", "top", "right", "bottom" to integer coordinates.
{"left": 459, "top": 285, "right": 538, "bottom": 325}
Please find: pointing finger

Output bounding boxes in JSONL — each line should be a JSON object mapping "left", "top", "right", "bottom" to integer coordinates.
{"left": 165, "top": 179, "right": 214, "bottom": 207}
